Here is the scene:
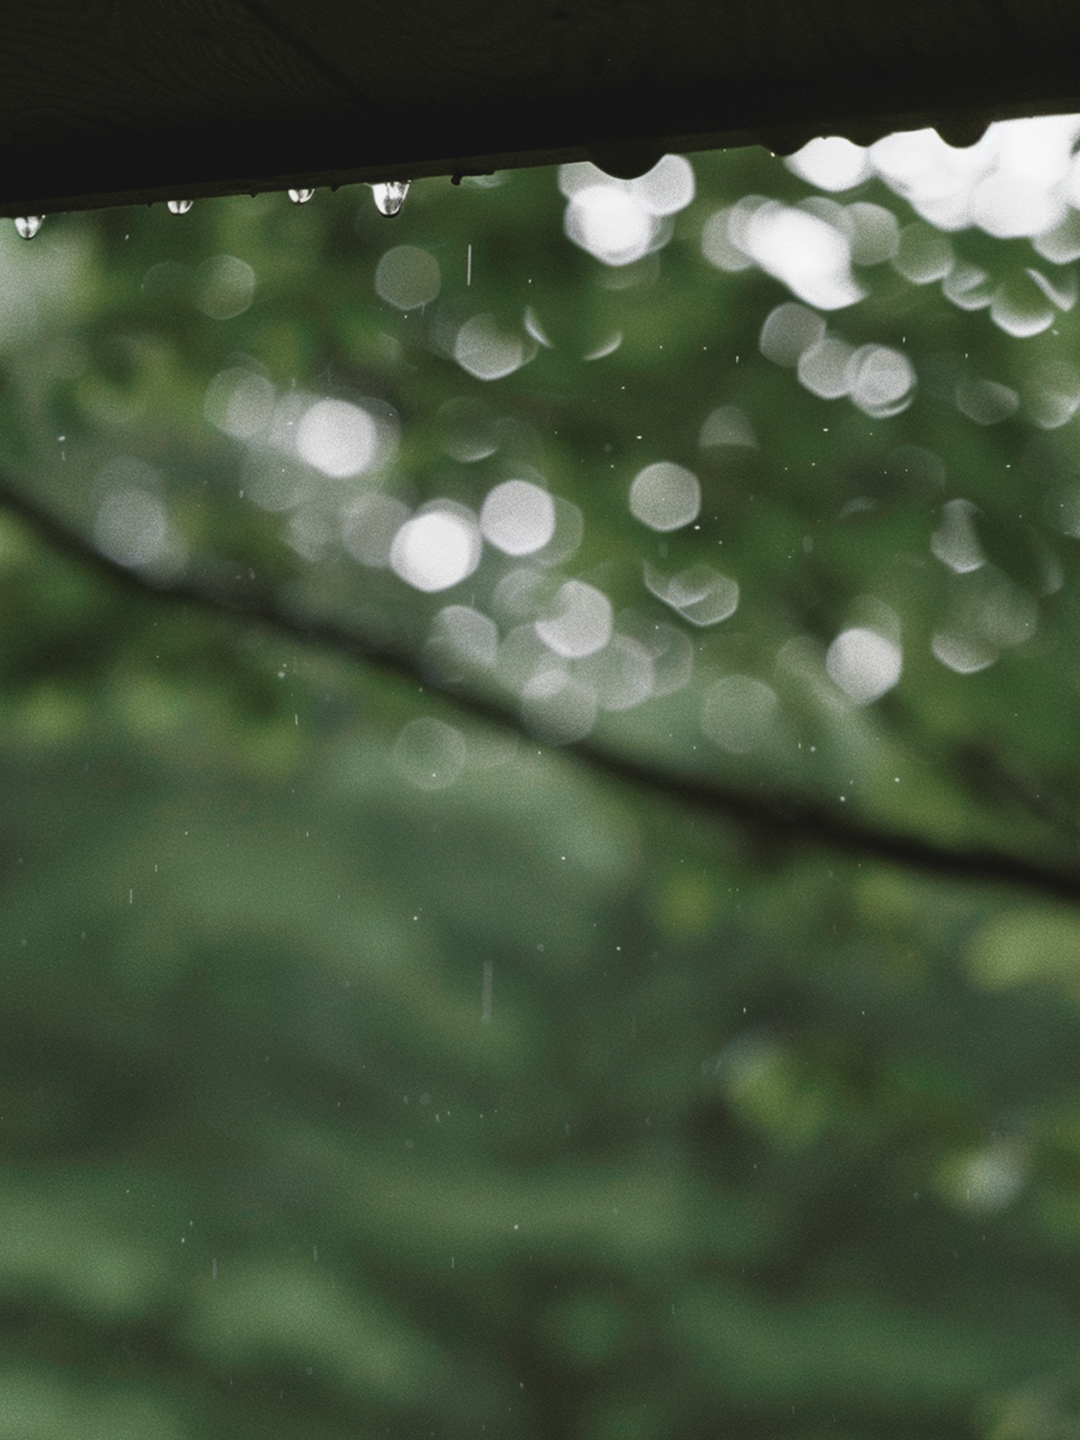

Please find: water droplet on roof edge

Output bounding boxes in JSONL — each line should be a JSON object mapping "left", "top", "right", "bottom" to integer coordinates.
{"left": 370, "top": 180, "right": 410, "bottom": 217}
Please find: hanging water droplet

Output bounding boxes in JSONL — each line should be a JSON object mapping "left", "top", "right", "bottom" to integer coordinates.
{"left": 14, "top": 216, "right": 43, "bottom": 239}
{"left": 288, "top": 188, "right": 315, "bottom": 205}
{"left": 167, "top": 199, "right": 194, "bottom": 215}
{"left": 370, "top": 181, "right": 410, "bottom": 217}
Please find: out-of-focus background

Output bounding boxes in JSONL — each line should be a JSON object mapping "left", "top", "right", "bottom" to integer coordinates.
{"left": 0, "top": 122, "right": 1077, "bottom": 1440}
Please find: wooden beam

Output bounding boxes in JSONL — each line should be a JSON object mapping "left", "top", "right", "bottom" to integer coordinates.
{"left": 2, "top": 0, "right": 1079, "bottom": 215}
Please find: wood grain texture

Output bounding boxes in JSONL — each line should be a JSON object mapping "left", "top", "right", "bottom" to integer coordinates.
{"left": 1, "top": 0, "right": 1078, "bottom": 214}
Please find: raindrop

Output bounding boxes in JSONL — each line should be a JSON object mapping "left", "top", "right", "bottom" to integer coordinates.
{"left": 14, "top": 216, "right": 43, "bottom": 239}
{"left": 371, "top": 181, "right": 410, "bottom": 217}
{"left": 288, "top": 188, "right": 315, "bottom": 204}
{"left": 167, "top": 200, "right": 194, "bottom": 215}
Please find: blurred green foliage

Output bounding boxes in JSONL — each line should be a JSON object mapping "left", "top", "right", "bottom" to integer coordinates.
{"left": 0, "top": 132, "right": 1077, "bottom": 1439}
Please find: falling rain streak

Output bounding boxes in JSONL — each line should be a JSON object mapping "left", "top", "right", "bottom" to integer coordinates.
{"left": 14, "top": 216, "right": 43, "bottom": 238}
{"left": 370, "top": 181, "right": 410, "bottom": 217}
{"left": 167, "top": 200, "right": 194, "bottom": 215}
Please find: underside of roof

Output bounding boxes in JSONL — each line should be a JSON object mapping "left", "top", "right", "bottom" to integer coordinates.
{"left": 3, "top": 0, "right": 1080, "bottom": 215}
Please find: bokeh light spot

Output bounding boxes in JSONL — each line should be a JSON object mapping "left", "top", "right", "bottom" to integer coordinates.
{"left": 535, "top": 581, "right": 613, "bottom": 659}
{"left": 759, "top": 303, "right": 827, "bottom": 367}
{"left": 374, "top": 245, "right": 441, "bottom": 311}
{"left": 520, "top": 670, "right": 597, "bottom": 744}
{"left": 786, "top": 136, "right": 871, "bottom": 192}
{"left": 1024, "top": 360, "right": 1080, "bottom": 429}
{"left": 564, "top": 185, "right": 655, "bottom": 267}
{"left": 631, "top": 154, "right": 696, "bottom": 215}
{"left": 931, "top": 499, "right": 986, "bottom": 573}
{"left": 95, "top": 489, "right": 169, "bottom": 568}
{"left": 390, "top": 505, "right": 481, "bottom": 592}
{"left": 454, "top": 315, "right": 529, "bottom": 380}
{"left": 846, "top": 344, "right": 916, "bottom": 417}
{"left": 892, "top": 223, "right": 953, "bottom": 284}
{"left": 797, "top": 337, "right": 856, "bottom": 400}
{"left": 644, "top": 564, "right": 739, "bottom": 626}
{"left": 846, "top": 203, "right": 901, "bottom": 264}
{"left": 392, "top": 717, "right": 466, "bottom": 790}
{"left": 739, "top": 202, "right": 865, "bottom": 309}
{"left": 701, "top": 675, "right": 779, "bottom": 753}
{"left": 480, "top": 480, "right": 556, "bottom": 556}
{"left": 954, "top": 378, "right": 1019, "bottom": 426}
{"left": 428, "top": 605, "right": 499, "bottom": 671}
{"left": 989, "top": 275, "right": 1056, "bottom": 338}
{"left": 699, "top": 405, "right": 757, "bottom": 448}
{"left": 296, "top": 399, "right": 379, "bottom": 478}
{"left": 205, "top": 368, "right": 275, "bottom": 439}
{"left": 943, "top": 263, "right": 994, "bottom": 311}
{"left": 701, "top": 205, "right": 757, "bottom": 272}
{"left": 939, "top": 1143, "right": 1028, "bottom": 1215}
{"left": 560, "top": 157, "right": 693, "bottom": 266}
{"left": 578, "top": 634, "right": 655, "bottom": 711}
{"left": 931, "top": 631, "right": 998, "bottom": 674}
{"left": 825, "top": 628, "right": 902, "bottom": 704}
{"left": 629, "top": 462, "right": 701, "bottom": 531}
{"left": 434, "top": 396, "right": 500, "bottom": 461}
{"left": 194, "top": 255, "right": 256, "bottom": 320}
{"left": 342, "top": 493, "right": 411, "bottom": 568}
{"left": 620, "top": 616, "right": 695, "bottom": 696}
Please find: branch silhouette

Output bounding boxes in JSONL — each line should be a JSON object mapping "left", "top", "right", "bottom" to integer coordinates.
{"left": 2, "top": 474, "right": 1076, "bottom": 905}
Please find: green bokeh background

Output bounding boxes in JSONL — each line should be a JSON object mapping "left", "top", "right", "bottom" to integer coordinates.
{"left": 0, "top": 139, "right": 1076, "bottom": 1439}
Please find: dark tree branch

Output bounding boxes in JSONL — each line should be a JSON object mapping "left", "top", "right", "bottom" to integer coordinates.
{"left": 2, "top": 474, "right": 1077, "bottom": 905}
